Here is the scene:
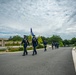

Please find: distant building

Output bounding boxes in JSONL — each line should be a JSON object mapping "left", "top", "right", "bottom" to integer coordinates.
{"left": 0, "top": 38, "right": 8, "bottom": 47}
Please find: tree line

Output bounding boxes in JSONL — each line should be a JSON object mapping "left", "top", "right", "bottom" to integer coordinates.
{"left": 8, "top": 35, "right": 76, "bottom": 47}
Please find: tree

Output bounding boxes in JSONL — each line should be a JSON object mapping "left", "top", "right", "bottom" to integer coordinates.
{"left": 49, "top": 35, "right": 63, "bottom": 46}
{"left": 37, "top": 36, "right": 43, "bottom": 44}
{"left": 59, "top": 41, "right": 64, "bottom": 47}
{"left": 70, "top": 37, "right": 76, "bottom": 46}
{"left": 28, "top": 35, "right": 32, "bottom": 41}
{"left": 50, "top": 35, "right": 62, "bottom": 43}
{"left": 8, "top": 36, "right": 12, "bottom": 41}
{"left": 71, "top": 37, "right": 76, "bottom": 44}
{"left": 41, "top": 36, "right": 46, "bottom": 41}
{"left": 63, "top": 39, "right": 70, "bottom": 46}
{"left": 9, "top": 35, "right": 22, "bottom": 41}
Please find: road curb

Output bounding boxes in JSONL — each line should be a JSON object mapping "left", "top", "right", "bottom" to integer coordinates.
{"left": 0, "top": 48, "right": 45, "bottom": 54}
{"left": 72, "top": 47, "right": 76, "bottom": 72}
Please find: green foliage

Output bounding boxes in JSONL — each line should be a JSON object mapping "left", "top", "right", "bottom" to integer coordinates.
{"left": 71, "top": 37, "right": 76, "bottom": 44}
{"left": 8, "top": 35, "right": 22, "bottom": 41}
{"left": 19, "top": 47, "right": 24, "bottom": 51}
{"left": 74, "top": 42, "right": 76, "bottom": 46}
{"left": 41, "top": 36, "right": 48, "bottom": 43}
{"left": 7, "top": 47, "right": 26, "bottom": 52}
{"left": 41, "top": 36, "right": 47, "bottom": 41}
{"left": 37, "top": 36, "right": 43, "bottom": 44}
{"left": 6, "top": 45, "right": 44, "bottom": 52}
{"left": 0, "top": 48, "right": 6, "bottom": 52}
{"left": 6, "top": 35, "right": 76, "bottom": 47}
{"left": 28, "top": 35, "right": 32, "bottom": 41}
{"left": 50, "top": 35, "right": 62, "bottom": 43}
{"left": 46, "top": 35, "right": 63, "bottom": 46}
{"left": 7, "top": 47, "right": 19, "bottom": 52}
{"left": 9, "top": 36, "right": 12, "bottom": 40}
{"left": 59, "top": 41, "right": 64, "bottom": 47}
{"left": 5, "top": 43, "right": 20, "bottom": 46}
{"left": 37, "top": 44, "right": 44, "bottom": 49}
{"left": 27, "top": 47, "right": 33, "bottom": 50}
{"left": 62, "top": 39, "right": 70, "bottom": 46}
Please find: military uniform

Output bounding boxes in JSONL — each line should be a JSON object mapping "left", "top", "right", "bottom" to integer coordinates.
{"left": 43, "top": 40, "right": 47, "bottom": 51}
{"left": 52, "top": 42, "right": 55, "bottom": 50}
{"left": 21, "top": 37, "right": 29, "bottom": 56}
{"left": 32, "top": 36, "right": 38, "bottom": 55}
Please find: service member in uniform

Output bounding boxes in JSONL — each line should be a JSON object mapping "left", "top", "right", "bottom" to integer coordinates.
{"left": 21, "top": 35, "right": 29, "bottom": 56}
{"left": 52, "top": 42, "right": 54, "bottom": 50}
{"left": 43, "top": 40, "right": 47, "bottom": 51}
{"left": 32, "top": 35, "right": 38, "bottom": 55}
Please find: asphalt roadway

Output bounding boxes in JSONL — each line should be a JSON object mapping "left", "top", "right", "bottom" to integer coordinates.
{"left": 0, "top": 47, "right": 76, "bottom": 75}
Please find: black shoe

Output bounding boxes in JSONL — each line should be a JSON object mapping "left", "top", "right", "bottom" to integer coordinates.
{"left": 26, "top": 52, "right": 28, "bottom": 55}
{"left": 32, "top": 54, "right": 34, "bottom": 56}
{"left": 22, "top": 55, "right": 25, "bottom": 56}
{"left": 35, "top": 53, "right": 37, "bottom": 55}
{"left": 44, "top": 50, "right": 46, "bottom": 51}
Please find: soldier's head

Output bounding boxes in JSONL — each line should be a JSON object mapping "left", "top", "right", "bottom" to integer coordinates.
{"left": 33, "top": 35, "right": 35, "bottom": 38}
{"left": 24, "top": 35, "right": 26, "bottom": 38}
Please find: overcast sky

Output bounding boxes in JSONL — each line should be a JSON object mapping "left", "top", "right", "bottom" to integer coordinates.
{"left": 0, "top": 0, "right": 76, "bottom": 39}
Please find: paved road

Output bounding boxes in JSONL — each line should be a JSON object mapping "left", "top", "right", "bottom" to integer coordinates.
{"left": 0, "top": 47, "right": 76, "bottom": 75}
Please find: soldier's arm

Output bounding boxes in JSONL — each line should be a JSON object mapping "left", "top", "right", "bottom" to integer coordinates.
{"left": 36, "top": 39, "right": 38, "bottom": 45}
{"left": 27, "top": 40, "right": 29, "bottom": 45}
{"left": 32, "top": 38, "right": 33, "bottom": 44}
{"left": 21, "top": 39, "right": 23, "bottom": 45}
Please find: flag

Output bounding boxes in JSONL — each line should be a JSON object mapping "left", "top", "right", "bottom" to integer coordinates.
{"left": 30, "top": 28, "right": 35, "bottom": 36}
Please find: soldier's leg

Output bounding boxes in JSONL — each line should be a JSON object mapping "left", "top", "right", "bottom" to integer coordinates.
{"left": 36, "top": 50, "right": 37, "bottom": 54}
{"left": 44, "top": 45, "right": 46, "bottom": 51}
{"left": 34, "top": 47, "right": 37, "bottom": 54}
{"left": 25, "top": 47, "right": 28, "bottom": 55}
{"left": 23, "top": 47, "right": 25, "bottom": 56}
{"left": 32, "top": 46, "right": 35, "bottom": 55}
{"left": 52, "top": 45, "right": 53, "bottom": 50}
{"left": 45, "top": 46, "right": 46, "bottom": 51}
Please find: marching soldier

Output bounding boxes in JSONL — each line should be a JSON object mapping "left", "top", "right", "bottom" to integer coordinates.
{"left": 32, "top": 35, "right": 38, "bottom": 55}
{"left": 43, "top": 40, "right": 47, "bottom": 51}
{"left": 52, "top": 42, "right": 54, "bottom": 50}
{"left": 21, "top": 35, "right": 29, "bottom": 56}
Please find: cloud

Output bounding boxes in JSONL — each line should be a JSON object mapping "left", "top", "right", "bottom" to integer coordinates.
{"left": 0, "top": 0, "right": 76, "bottom": 39}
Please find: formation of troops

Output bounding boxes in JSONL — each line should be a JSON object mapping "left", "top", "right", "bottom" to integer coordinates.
{"left": 21, "top": 35, "right": 59, "bottom": 56}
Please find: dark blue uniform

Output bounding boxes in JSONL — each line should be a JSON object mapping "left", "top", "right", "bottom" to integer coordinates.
{"left": 43, "top": 40, "right": 47, "bottom": 51}
{"left": 56, "top": 42, "right": 59, "bottom": 48}
{"left": 21, "top": 38, "right": 29, "bottom": 56}
{"left": 52, "top": 42, "right": 55, "bottom": 50}
{"left": 32, "top": 36, "right": 38, "bottom": 55}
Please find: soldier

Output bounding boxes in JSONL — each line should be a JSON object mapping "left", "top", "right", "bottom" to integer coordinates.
{"left": 52, "top": 42, "right": 54, "bottom": 50}
{"left": 55, "top": 42, "right": 57, "bottom": 49}
{"left": 43, "top": 40, "right": 47, "bottom": 51}
{"left": 57, "top": 42, "right": 59, "bottom": 48}
{"left": 21, "top": 35, "right": 29, "bottom": 56}
{"left": 32, "top": 35, "right": 38, "bottom": 55}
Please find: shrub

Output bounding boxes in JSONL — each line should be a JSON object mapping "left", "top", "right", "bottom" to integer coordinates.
{"left": 19, "top": 47, "right": 23, "bottom": 51}
{"left": 5, "top": 43, "right": 20, "bottom": 46}
{"left": 59, "top": 41, "right": 64, "bottom": 47}
{"left": 37, "top": 44, "right": 44, "bottom": 49}
{"left": 74, "top": 42, "right": 76, "bottom": 46}
{"left": 8, "top": 47, "right": 19, "bottom": 52}
{"left": 5, "top": 44, "right": 44, "bottom": 52}
{"left": 0, "top": 48, "right": 6, "bottom": 52}
{"left": 7, "top": 46, "right": 22, "bottom": 52}
{"left": 27, "top": 47, "right": 33, "bottom": 50}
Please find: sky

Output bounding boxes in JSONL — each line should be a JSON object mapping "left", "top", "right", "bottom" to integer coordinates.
{"left": 0, "top": 0, "right": 76, "bottom": 39}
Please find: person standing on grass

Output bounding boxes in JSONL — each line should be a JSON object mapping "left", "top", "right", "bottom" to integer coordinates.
{"left": 21, "top": 35, "right": 29, "bottom": 56}
{"left": 32, "top": 35, "right": 38, "bottom": 56}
